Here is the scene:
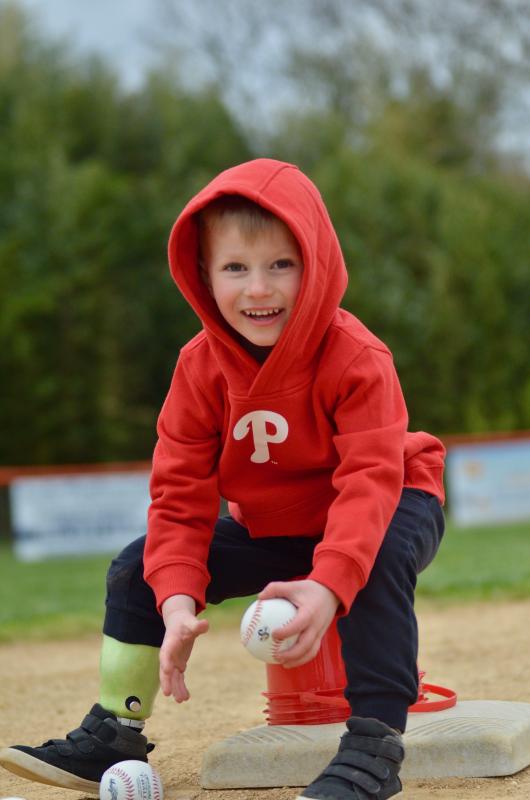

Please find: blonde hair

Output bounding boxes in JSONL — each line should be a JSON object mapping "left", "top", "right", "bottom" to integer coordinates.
{"left": 197, "top": 195, "right": 289, "bottom": 265}
{"left": 199, "top": 194, "right": 279, "bottom": 235}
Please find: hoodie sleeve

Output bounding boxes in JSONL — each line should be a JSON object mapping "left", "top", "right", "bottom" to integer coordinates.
{"left": 308, "top": 345, "right": 408, "bottom": 613}
{"left": 143, "top": 350, "right": 221, "bottom": 613}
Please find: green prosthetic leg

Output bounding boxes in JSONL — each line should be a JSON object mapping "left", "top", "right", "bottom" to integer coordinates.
{"left": 98, "top": 635, "right": 160, "bottom": 720}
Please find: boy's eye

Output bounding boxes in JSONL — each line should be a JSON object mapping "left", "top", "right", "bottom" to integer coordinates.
{"left": 223, "top": 262, "right": 246, "bottom": 272}
{"left": 273, "top": 259, "right": 294, "bottom": 269}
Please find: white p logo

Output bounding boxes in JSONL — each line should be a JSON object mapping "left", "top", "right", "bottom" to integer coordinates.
{"left": 233, "top": 410, "right": 289, "bottom": 463}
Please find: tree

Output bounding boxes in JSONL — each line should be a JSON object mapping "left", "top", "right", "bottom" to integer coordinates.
{"left": 1, "top": 1, "right": 529, "bottom": 469}
{"left": 269, "top": 105, "right": 530, "bottom": 434}
{"left": 0, "top": 3, "right": 253, "bottom": 464}
{"left": 150, "top": 0, "right": 530, "bottom": 169}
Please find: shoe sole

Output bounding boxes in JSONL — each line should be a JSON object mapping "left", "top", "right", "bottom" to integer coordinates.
{"left": 294, "top": 794, "right": 403, "bottom": 800}
{"left": 0, "top": 747, "right": 100, "bottom": 795}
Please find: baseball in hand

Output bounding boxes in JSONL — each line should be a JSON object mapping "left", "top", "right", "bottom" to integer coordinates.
{"left": 240, "top": 598, "right": 299, "bottom": 663}
{"left": 99, "top": 760, "right": 163, "bottom": 800}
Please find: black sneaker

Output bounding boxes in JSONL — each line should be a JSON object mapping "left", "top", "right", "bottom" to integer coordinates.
{"left": 297, "top": 717, "right": 404, "bottom": 800}
{"left": 0, "top": 703, "right": 154, "bottom": 795}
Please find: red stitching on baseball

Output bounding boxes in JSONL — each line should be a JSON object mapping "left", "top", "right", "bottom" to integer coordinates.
{"left": 153, "top": 770, "right": 162, "bottom": 800}
{"left": 271, "top": 607, "right": 296, "bottom": 661}
{"left": 271, "top": 625, "right": 291, "bottom": 660}
{"left": 271, "top": 639, "right": 282, "bottom": 660}
{"left": 241, "top": 600, "right": 263, "bottom": 646}
{"left": 108, "top": 766, "right": 135, "bottom": 800}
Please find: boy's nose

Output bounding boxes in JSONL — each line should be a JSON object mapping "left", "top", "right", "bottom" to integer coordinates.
{"left": 246, "top": 271, "right": 272, "bottom": 296}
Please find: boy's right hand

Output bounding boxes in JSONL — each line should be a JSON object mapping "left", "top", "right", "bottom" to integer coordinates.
{"left": 159, "top": 594, "right": 209, "bottom": 703}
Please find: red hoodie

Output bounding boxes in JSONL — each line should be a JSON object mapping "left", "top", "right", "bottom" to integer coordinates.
{"left": 144, "top": 159, "right": 445, "bottom": 615}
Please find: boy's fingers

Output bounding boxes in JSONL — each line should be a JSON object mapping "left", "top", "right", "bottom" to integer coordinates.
{"left": 258, "top": 582, "right": 290, "bottom": 600}
{"left": 171, "top": 670, "right": 189, "bottom": 703}
{"left": 160, "top": 658, "right": 189, "bottom": 701}
{"left": 159, "top": 621, "right": 208, "bottom": 699}
{"left": 275, "top": 629, "right": 318, "bottom": 665}
{"left": 181, "top": 619, "right": 209, "bottom": 642}
{"left": 282, "top": 644, "right": 321, "bottom": 669}
{"left": 159, "top": 665, "right": 172, "bottom": 696}
{"left": 159, "top": 649, "right": 173, "bottom": 675}
{"left": 160, "top": 636, "right": 188, "bottom": 673}
{"left": 160, "top": 648, "right": 185, "bottom": 674}
{"left": 272, "top": 607, "right": 311, "bottom": 640}
{"left": 272, "top": 616, "right": 304, "bottom": 640}
{"left": 193, "top": 618, "right": 209, "bottom": 636}
{"left": 179, "top": 628, "right": 195, "bottom": 645}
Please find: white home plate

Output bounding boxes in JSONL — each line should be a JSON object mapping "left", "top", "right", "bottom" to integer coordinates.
{"left": 200, "top": 700, "right": 530, "bottom": 788}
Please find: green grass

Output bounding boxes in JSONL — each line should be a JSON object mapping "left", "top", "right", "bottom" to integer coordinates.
{"left": 416, "top": 519, "right": 530, "bottom": 602}
{"left": 0, "top": 547, "right": 110, "bottom": 642}
{"left": 1, "top": 518, "right": 529, "bottom": 642}
{"left": 0, "top": 544, "right": 253, "bottom": 643}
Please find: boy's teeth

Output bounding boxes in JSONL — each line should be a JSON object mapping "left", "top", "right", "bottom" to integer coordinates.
{"left": 244, "top": 308, "right": 280, "bottom": 317}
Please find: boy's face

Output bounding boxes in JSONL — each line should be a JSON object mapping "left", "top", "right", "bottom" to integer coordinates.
{"left": 202, "top": 218, "right": 303, "bottom": 347}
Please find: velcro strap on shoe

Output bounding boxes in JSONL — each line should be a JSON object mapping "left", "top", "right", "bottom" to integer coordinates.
{"left": 67, "top": 728, "right": 97, "bottom": 754}
{"left": 322, "top": 763, "right": 381, "bottom": 794}
{"left": 80, "top": 713, "right": 116, "bottom": 744}
{"left": 51, "top": 738, "right": 74, "bottom": 756}
{"left": 81, "top": 712, "right": 105, "bottom": 734}
{"left": 341, "top": 732, "right": 404, "bottom": 764}
{"left": 332, "top": 749, "right": 390, "bottom": 781}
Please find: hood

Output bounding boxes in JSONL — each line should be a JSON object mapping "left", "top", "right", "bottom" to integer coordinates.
{"left": 168, "top": 158, "right": 348, "bottom": 395}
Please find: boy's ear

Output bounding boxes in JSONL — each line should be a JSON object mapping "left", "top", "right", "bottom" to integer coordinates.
{"left": 199, "top": 259, "right": 214, "bottom": 296}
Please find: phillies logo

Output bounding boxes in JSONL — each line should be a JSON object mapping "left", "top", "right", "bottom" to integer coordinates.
{"left": 233, "top": 411, "right": 289, "bottom": 463}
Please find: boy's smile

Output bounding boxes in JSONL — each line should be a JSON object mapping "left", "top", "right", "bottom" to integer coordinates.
{"left": 203, "top": 217, "right": 303, "bottom": 347}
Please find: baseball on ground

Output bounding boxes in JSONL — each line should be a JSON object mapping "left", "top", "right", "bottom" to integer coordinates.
{"left": 240, "top": 598, "right": 299, "bottom": 663}
{"left": 99, "top": 760, "right": 163, "bottom": 800}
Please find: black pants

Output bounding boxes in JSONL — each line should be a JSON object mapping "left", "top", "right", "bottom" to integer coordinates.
{"left": 103, "top": 488, "right": 444, "bottom": 732}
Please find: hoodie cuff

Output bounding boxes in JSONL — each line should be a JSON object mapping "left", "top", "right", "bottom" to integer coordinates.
{"left": 144, "top": 563, "right": 209, "bottom": 615}
{"left": 308, "top": 552, "right": 365, "bottom": 615}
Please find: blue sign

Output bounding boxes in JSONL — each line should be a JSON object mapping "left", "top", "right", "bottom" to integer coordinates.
{"left": 446, "top": 439, "right": 530, "bottom": 526}
{"left": 10, "top": 471, "right": 151, "bottom": 560}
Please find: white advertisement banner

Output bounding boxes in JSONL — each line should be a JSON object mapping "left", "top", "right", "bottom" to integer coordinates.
{"left": 10, "top": 471, "right": 151, "bottom": 561}
{"left": 446, "top": 439, "right": 530, "bottom": 526}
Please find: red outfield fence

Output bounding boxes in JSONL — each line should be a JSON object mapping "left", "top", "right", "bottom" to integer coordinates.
{"left": 1, "top": 429, "right": 529, "bottom": 486}
{"left": 0, "top": 460, "right": 151, "bottom": 486}
{"left": 2, "top": 428, "right": 530, "bottom": 555}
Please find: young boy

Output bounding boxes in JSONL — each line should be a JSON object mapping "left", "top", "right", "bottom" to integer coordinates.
{"left": 0, "top": 159, "right": 445, "bottom": 800}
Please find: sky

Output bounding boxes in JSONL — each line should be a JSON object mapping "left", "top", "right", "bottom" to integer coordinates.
{"left": 19, "top": 0, "right": 156, "bottom": 89}
{"left": 15, "top": 0, "right": 530, "bottom": 164}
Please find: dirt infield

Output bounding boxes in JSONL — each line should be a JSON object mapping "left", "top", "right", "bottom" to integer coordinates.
{"left": 1, "top": 599, "right": 529, "bottom": 800}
